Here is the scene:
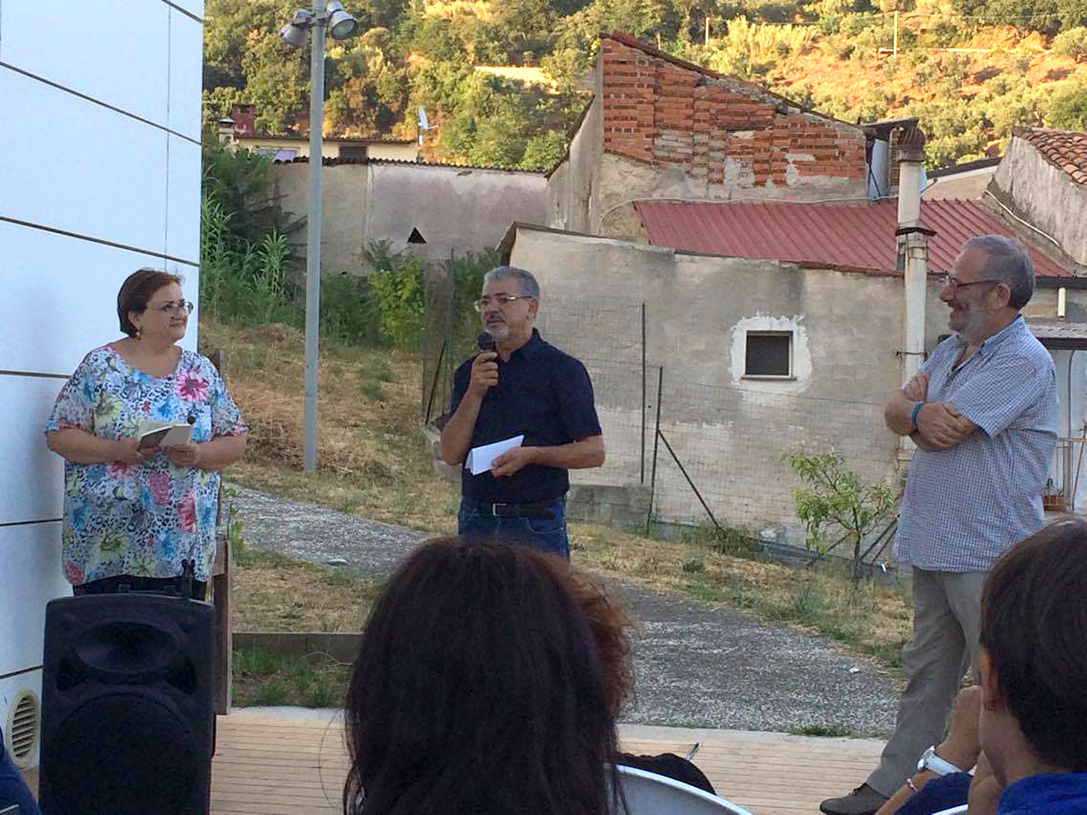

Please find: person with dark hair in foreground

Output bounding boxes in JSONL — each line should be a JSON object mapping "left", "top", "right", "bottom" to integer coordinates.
{"left": 342, "top": 538, "right": 631, "bottom": 815}
{"left": 0, "top": 726, "right": 40, "bottom": 815}
{"left": 974, "top": 518, "right": 1087, "bottom": 813}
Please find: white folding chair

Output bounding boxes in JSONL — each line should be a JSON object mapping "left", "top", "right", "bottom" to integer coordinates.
{"left": 614, "top": 764, "right": 753, "bottom": 815}
{"left": 932, "top": 806, "right": 968, "bottom": 815}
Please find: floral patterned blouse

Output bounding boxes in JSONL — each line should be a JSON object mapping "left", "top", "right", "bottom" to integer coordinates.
{"left": 45, "top": 345, "right": 247, "bottom": 586}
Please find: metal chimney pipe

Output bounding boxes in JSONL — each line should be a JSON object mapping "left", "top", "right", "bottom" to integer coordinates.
{"left": 897, "top": 127, "right": 929, "bottom": 446}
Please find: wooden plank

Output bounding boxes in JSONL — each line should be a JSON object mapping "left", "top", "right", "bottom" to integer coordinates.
{"left": 210, "top": 716, "right": 885, "bottom": 815}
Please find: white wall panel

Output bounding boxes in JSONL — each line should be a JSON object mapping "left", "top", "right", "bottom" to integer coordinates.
{"left": 169, "top": 9, "right": 204, "bottom": 141}
{"left": 0, "top": 671, "right": 43, "bottom": 768}
{"left": 0, "top": 0, "right": 169, "bottom": 127}
{"left": 0, "top": 523, "right": 69, "bottom": 677}
{"left": 0, "top": 376, "right": 66, "bottom": 525}
{"left": 167, "top": 135, "right": 202, "bottom": 264}
{"left": 0, "top": 68, "right": 169, "bottom": 254}
{"left": 0, "top": 222, "right": 168, "bottom": 375}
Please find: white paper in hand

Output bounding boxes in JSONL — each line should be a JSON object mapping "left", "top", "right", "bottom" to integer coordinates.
{"left": 465, "top": 435, "right": 525, "bottom": 475}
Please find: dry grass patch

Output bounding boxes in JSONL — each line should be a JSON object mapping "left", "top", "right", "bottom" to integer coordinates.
{"left": 201, "top": 318, "right": 459, "bottom": 532}
{"left": 232, "top": 544, "right": 379, "bottom": 633}
{"left": 205, "top": 315, "right": 911, "bottom": 673}
{"left": 571, "top": 522, "right": 912, "bottom": 673}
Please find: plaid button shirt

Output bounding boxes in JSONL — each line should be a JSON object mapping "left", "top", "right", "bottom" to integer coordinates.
{"left": 894, "top": 316, "right": 1059, "bottom": 572}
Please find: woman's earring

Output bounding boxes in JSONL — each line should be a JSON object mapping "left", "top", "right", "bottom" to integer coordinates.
{"left": 136, "top": 327, "right": 142, "bottom": 340}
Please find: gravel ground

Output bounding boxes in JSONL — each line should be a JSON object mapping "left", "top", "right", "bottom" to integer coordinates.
{"left": 228, "top": 484, "right": 899, "bottom": 736}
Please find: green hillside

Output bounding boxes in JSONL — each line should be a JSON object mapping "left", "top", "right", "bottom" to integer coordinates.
{"left": 202, "top": 0, "right": 1087, "bottom": 170}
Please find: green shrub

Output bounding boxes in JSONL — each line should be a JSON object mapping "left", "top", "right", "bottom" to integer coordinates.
{"left": 320, "top": 272, "right": 385, "bottom": 347}
{"left": 1047, "top": 70, "right": 1087, "bottom": 129}
{"left": 1054, "top": 26, "right": 1087, "bottom": 61}
{"left": 365, "top": 241, "right": 426, "bottom": 349}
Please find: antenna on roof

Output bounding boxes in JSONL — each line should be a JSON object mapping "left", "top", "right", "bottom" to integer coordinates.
{"left": 417, "top": 107, "right": 429, "bottom": 147}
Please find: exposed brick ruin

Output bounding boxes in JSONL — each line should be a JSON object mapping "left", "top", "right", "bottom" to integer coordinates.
{"left": 600, "top": 33, "right": 867, "bottom": 190}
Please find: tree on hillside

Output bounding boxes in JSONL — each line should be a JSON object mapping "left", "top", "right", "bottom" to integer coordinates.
{"left": 203, "top": 0, "right": 299, "bottom": 91}
{"left": 1047, "top": 69, "right": 1087, "bottom": 128}
{"left": 325, "top": 32, "right": 410, "bottom": 135}
{"left": 951, "top": 0, "right": 1061, "bottom": 32}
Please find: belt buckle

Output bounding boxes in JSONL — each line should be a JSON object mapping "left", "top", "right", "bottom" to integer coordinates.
{"left": 492, "top": 502, "right": 513, "bottom": 517}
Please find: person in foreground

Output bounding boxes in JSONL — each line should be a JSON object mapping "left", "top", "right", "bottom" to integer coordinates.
{"left": 874, "top": 687, "right": 981, "bottom": 815}
{"left": 1, "top": 724, "right": 41, "bottom": 815}
{"left": 822, "top": 236, "right": 1059, "bottom": 814}
{"left": 45, "top": 269, "right": 248, "bottom": 600}
{"left": 972, "top": 518, "right": 1087, "bottom": 814}
{"left": 439, "top": 266, "right": 605, "bottom": 557}
{"left": 342, "top": 537, "right": 631, "bottom": 815}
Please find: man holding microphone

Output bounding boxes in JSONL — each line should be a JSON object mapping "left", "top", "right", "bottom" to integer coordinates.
{"left": 440, "top": 266, "right": 605, "bottom": 557}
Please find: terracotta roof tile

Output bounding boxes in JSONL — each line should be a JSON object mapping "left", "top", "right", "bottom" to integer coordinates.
{"left": 1014, "top": 127, "right": 1087, "bottom": 185}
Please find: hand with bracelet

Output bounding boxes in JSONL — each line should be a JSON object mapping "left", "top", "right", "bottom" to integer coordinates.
{"left": 875, "top": 686, "right": 982, "bottom": 815}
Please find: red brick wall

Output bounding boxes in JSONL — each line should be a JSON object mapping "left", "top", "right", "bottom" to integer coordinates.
{"left": 600, "top": 37, "right": 866, "bottom": 189}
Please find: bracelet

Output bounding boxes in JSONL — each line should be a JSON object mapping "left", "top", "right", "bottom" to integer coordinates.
{"left": 905, "top": 777, "right": 919, "bottom": 793}
{"left": 910, "top": 401, "right": 924, "bottom": 430}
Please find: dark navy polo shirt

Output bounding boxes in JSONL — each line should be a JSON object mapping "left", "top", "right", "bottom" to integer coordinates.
{"left": 450, "top": 329, "right": 602, "bottom": 504}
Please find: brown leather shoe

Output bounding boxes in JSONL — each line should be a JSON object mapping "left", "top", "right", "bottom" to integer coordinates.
{"left": 819, "top": 783, "right": 890, "bottom": 815}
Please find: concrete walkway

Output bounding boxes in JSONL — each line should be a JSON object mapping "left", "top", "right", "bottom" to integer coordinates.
{"left": 228, "top": 484, "right": 900, "bottom": 736}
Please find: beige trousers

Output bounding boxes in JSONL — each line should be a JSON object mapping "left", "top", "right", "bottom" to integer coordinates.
{"left": 866, "top": 567, "right": 987, "bottom": 796}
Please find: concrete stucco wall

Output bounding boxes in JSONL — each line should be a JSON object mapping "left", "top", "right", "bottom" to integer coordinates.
{"left": 508, "top": 227, "right": 905, "bottom": 541}
{"left": 596, "top": 150, "right": 867, "bottom": 238}
{"left": 368, "top": 143, "right": 419, "bottom": 161}
{"left": 992, "top": 137, "right": 1087, "bottom": 267}
{"left": 270, "top": 162, "right": 546, "bottom": 271}
{"left": 271, "top": 163, "right": 369, "bottom": 272}
{"left": 365, "top": 163, "right": 547, "bottom": 261}
{"left": 546, "top": 92, "right": 602, "bottom": 233}
{"left": 922, "top": 168, "right": 995, "bottom": 200}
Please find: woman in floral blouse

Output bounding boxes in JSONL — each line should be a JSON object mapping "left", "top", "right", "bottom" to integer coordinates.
{"left": 45, "top": 269, "right": 248, "bottom": 600}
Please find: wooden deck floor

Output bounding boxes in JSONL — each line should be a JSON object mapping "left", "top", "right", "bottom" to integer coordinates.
{"left": 210, "top": 715, "right": 885, "bottom": 815}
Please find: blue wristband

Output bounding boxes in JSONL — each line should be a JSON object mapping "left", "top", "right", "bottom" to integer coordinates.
{"left": 910, "top": 401, "right": 924, "bottom": 430}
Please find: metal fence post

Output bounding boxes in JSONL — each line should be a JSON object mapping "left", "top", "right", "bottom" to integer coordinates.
{"left": 641, "top": 301, "right": 647, "bottom": 485}
{"left": 645, "top": 365, "right": 663, "bottom": 536}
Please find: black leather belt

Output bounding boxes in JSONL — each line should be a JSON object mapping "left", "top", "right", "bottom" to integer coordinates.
{"left": 468, "top": 498, "right": 559, "bottom": 519}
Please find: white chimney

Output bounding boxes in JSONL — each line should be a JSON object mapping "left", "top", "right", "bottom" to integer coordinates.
{"left": 897, "top": 126, "right": 929, "bottom": 391}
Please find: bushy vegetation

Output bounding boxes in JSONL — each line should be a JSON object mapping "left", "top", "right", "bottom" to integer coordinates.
{"left": 200, "top": 139, "right": 496, "bottom": 349}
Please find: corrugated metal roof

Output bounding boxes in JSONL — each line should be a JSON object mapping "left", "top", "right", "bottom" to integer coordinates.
{"left": 634, "top": 199, "right": 1071, "bottom": 278}
{"left": 1027, "top": 318, "right": 1087, "bottom": 345}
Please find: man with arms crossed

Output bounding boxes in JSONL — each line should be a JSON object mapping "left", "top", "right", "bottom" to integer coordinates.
{"left": 440, "top": 266, "right": 604, "bottom": 557}
{"left": 821, "top": 235, "right": 1059, "bottom": 814}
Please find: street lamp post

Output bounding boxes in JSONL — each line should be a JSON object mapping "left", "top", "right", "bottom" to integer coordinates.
{"left": 281, "top": 2, "right": 358, "bottom": 471}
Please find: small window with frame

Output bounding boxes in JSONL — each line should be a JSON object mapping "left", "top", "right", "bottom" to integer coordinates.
{"left": 744, "top": 331, "right": 793, "bottom": 379}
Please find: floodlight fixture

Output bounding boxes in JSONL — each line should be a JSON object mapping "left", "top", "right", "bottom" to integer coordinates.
{"left": 279, "top": 22, "right": 307, "bottom": 47}
{"left": 327, "top": 2, "right": 359, "bottom": 40}
{"left": 279, "top": 9, "right": 314, "bottom": 48}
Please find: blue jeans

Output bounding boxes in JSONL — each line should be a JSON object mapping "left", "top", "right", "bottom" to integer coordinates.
{"left": 457, "top": 497, "right": 570, "bottom": 558}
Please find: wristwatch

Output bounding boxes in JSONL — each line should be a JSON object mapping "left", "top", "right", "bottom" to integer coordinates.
{"left": 916, "top": 745, "right": 962, "bottom": 777}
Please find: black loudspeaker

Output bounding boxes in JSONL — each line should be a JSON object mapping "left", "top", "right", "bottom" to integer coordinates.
{"left": 39, "top": 594, "right": 215, "bottom": 815}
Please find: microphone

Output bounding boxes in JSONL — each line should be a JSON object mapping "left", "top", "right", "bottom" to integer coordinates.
{"left": 477, "top": 331, "right": 496, "bottom": 354}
